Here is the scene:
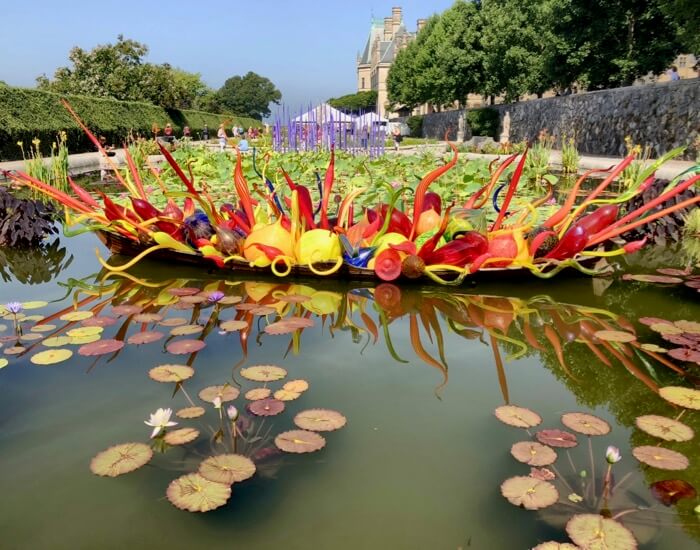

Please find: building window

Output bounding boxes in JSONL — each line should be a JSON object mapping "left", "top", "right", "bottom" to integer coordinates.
{"left": 361, "top": 77, "right": 365, "bottom": 89}
{"left": 678, "top": 56, "right": 686, "bottom": 68}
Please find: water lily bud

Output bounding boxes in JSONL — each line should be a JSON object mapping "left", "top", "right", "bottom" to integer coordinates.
{"left": 605, "top": 445, "right": 622, "bottom": 464}
{"left": 212, "top": 396, "right": 222, "bottom": 409}
{"left": 579, "top": 470, "right": 587, "bottom": 478}
{"left": 227, "top": 405, "right": 239, "bottom": 421}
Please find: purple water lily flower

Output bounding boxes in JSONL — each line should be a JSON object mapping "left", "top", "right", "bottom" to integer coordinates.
{"left": 5, "top": 302, "right": 22, "bottom": 315}
{"left": 207, "top": 291, "right": 225, "bottom": 303}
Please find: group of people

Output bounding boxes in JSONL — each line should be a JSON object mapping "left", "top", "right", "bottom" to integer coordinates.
{"left": 217, "top": 124, "right": 258, "bottom": 152}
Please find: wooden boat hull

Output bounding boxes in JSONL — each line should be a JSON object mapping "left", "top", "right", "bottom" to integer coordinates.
{"left": 96, "top": 230, "right": 600, "bottom": 284}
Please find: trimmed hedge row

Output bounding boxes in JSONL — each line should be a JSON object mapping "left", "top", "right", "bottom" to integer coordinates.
{"left": 0, "top": 86, "right": 261, "bottom": 161}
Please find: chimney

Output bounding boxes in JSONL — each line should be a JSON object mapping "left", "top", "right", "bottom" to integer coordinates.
{"left": 392, "top": 6, "right": 402, "bottom": 34}
{"left": 417, "top": 19, "right": 426, "bottom": 32}
{"left": 384, "top": 17, "right": 393, "bottom": 41}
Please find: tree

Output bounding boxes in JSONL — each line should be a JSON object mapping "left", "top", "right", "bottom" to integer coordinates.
{"left": 36, "top": 35, "right": 216, "bottom": 110}
{"left": 545, "top": 0, "right": 681, "bottom": 89}
{"left": 328, "top": 91, "right": 378, "bottom": 114}
{"left": 659, "top": 0, "right": 700, "bottom": 55}
{"left": 217, "top": 72, "right": 281, "bottom": 120}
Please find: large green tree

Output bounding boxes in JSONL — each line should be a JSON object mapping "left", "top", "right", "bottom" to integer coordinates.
{"left": 328, "top": 91, "right": 378, "bottom": 114}
{"left": 36, "top": 35, "right": 213, "bottom": 110}
{"left": 217, "top": 72, "right": 281, "bottom": 120}
{"left": 659, "top": 0, "right": 700, "bottom": 54}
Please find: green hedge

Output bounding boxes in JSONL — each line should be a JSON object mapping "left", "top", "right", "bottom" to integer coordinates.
{"left": 406, "top": 115, "right": 424, "bottom": 138}
{"left": 466, "top": 108, "right": 500, "bottom": 139}
{"left": 0, "top": 85, "right": 262, "bottom": 161}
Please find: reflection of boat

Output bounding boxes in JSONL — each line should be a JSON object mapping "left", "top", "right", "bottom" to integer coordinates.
{"left": 96, "top": 229, "right": 601, "bottom": 284}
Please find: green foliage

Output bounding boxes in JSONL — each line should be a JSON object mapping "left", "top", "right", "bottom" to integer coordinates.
{"left": 327, "top": 91, "right": 378, "bottom": 114}
{"left": 406, "top": 116, "right": 424, "bottom": 138}
{"left": 660, "top": 0, "right": 700, "bottom": 53}
{"left": 36, "top": 35, "right": 213, "bottom": 110}
{"left": 560, "top": 136, "right": 580, "bottom": 174}
{"left": 466, "top": 108, "right": 499, "bottom": 138}
{"left": 217, "top": 72, "right": 282, "bottom": 120}
{"left": 0, "top": 86, "right": 260, "bottom": 161}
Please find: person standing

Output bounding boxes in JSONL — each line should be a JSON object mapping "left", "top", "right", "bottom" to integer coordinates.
{"left": 202, "top": 124, "right": 209, "bottom": 141}
{"left": 391, "top": 126, "right": 402, "bottom": 151}
{"left": 182, "top": 126, "right": 191, "bottom": 139}
{"left": 217, "top": 124, "right": 227, "bottom": 152}
{"left": 668, "top": 66, "right": 681, "bottom": 81}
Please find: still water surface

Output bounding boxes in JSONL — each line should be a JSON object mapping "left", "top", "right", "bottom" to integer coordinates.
{"left": 1, "top": 233, "right": 699, "bottom": 549}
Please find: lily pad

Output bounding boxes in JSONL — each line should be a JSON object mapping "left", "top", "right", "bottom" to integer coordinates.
{"left": 668, "top": 348, "right": 700, "bottom": 364}
{"left": 264, "top": 320, "right": 302, "bottom": 335}
{"left": 30, "top": 348, "right": 73, "bottom": 365}
{"left": 4, "top": 346, "right": 26, "bottom": 355}
{"left": 167, "top": 287, "right": 200, "bottom": 296}
{"left": 566, "top": 514, "right": 637, "bottom": 549}
{"left": 500, "top": 476, "right": 559, "bottom": 510}
{"left": 511, "top": 441, "right": 558, "bottom": 466}
{"left": 166, "top": 339, "right": 206, "bottom": 355}
{"left": 657, "top": 268, "right": 690, "bottom": 277}
{"left": 640, "top": 343, "right": 667, "bottom": 353}
{"left": 275, "top": 294, "right": 311, "bottom": 303}
{"left": 19, "top": 333, "right": 43, "bottom": 342}
{"left": 249, "top": 306, "right": 276, "bottom": 316}
{"left": 198, "top": 385, "right": 239, "bottom": 403}
{"left": 561, "top": 412, "right": 611, "bottom": 436}
{"left": 59, "top": 310, "right": 94, "bottom": 322}
{"left": 294, "top": 409, "right": 347, "bottom": 432}
{"left": 127, "top": 331, "right": 164, "bottom": 345}
{"left": 0, "top": 358, "right": 8, "bottom": 369}
{"left": 650, "top": 479, "right": 697, "bottom": 506}
{"left": 283, "top": 379, "right": 310, "bottom": 392}
{"left": 81, "top": 316, "right": 117, "bottom": 328}
{"left": 535, "top": 429, "right": 578, "bottom": 448}
{"left": 530, "top": 467, "right": 556, "bottom": 481}
{"left": 532, "top": 543, "right": 579, "bottom": 550}
{"left": 43, "top": 336, "right": 72, "bottom": 347}
{"left": 248, "top": 398, "right": 285, "bottom": 416}
{"left": 638, "top": 317, "right": 672, "bottom": 327}
{"left": 170, "top": 324, "right": 204, "bottom": 336}
{"left": 218, "top": 295, "right": 242, "bottom": 305}
{"left": 245, "top": 387, "right": 272, "bottom": 401}
{"left": 650, "top": 323, "right": 683, "bottom": 335}
{"left": 199, "top": 454, "right": 256, "bottom": 485}
{"left": 90, "top": 442, "right": 153, "bottom": 477}
{"left": 594, "top": 330, "right": 636, "bottom": 343}
{"left": 21, "top": 300, "right": 48, "bottom": 310}
{"left": 159, "top": 317, "right": 188, "bottom": 327}
{"left": 30, "top": 324, "right": 56, "bottom": 333}
{"left": 240, "top": 365, "right": 287, "bottom": 382}
{"left": 635, "top": 415, "right": 694, "bottom": 442}
{"left": 69, "top": 334, "right": 102, "bottom": 345}
{"left": 179, "top": 295, "right": 206, "bottom": 304}
{"left": 176, "top": 406, "right": 206, "bottom": 419}
{"left": 659, "top": 386, "right": 700, "bottom": 410}
{"left": 622, "top": 274, "right": 683, "bottom": 284}
{"left": 67, "top": 326, "right": 103, "bottom": 338}
{"left": 149, "top": 364, "right": 195, "bottom": 383}
{"left": 632, "top": 446, "right": 689, "bottom": 470}
{"left": 219, "top": 320, "right": 248, "bottom": 332}
{"left": 166, "top": 473, "right": 231, "bottom": 512}
{"left": 78, "top": 339, "right": 124, "bottom": 356}
{"left": 675, "top": 320, "right": 700, "bottom": 334}
{"left": 132, "top": 313, "right": 163, "bottom": 324}
{"left": 110, "top": 305, "right": 143, "bottom": 316}
{"left": 271, "top": 384, "right": 304, "bottom": 400}
{"left": 275, "top": 429, "right": 326, "bottom": 453}
{"left": 494, "top": 405, "right": 542, "bottom": 429}
{"left": 164, "top": 427, "right": 200, "bottom": 445}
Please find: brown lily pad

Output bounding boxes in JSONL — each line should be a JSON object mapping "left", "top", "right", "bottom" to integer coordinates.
{"left": 561, "top": 412, "right": 610, "bottom": 436}
{"left": 90, "top": 442, "right": 153, "bottom": 477}
{"left": 240, "top": 365, "right": 287, "bottom": 382}
{"left": 500, "top": 476, "right": 559, "bottom": 510}
{"left": 640, "top": 343, "right": 668, "bottom": 353}
{"left": 198, "top": 385, "right": 239, "bottom": 403}
{"left": 199, "top": 454, "right": 256, "bottom": 485}
{"left": 149, "top": 364, "right": 195, "bottom": 383}
{"left": 668, "top": 348, "right": 700, "bottom": 364}
{"left": 494, "top": 405, "right": 542, "bottom": 429}
{"left": 650, "top": 323, "right": 683, "bottom": 335}
{"left": 674, "top": 320, "right": 700, "bottom": 334}
{"left": 81, "top": 316, "right": 117, "bottom": 328}
{"left": 294, "top": 409, "right": 347, "bottom": 432}
{"left": 132, "top": 313, "right": 163, "bottom": 324}
{"left": 166, "top": 339, "right": 206, "bottom": 355}
{"left": 176, "top": 406, "right": 206, "bottom": 419}
{"left": 275, "top": 429, "right": 326, "bottom": 453}
{"left": 110, "top": 305, "right": 143, "bottom": 316}
{"left": 283, "top": 379, "right": 309, "bottom": 392}
{"left": 275, "top": 294, "right": 311, "bottom": 303}
{"left": 594, "top": 330, "right": 636, "bottom": 343}
{"left": 632, "top": 446, "right": 689, "bottom": 470}
{"left": 622, "top": 274, "right": 683, "bottom": 284}
{"left": 78, "top": 339, "right": 124, "bottom": 356}
{"left": 167, "top": 287, "right": 200, "bottom": 296}
{"left": 532, "top": 543, "right": 579, "bottom": 550}
{"left": 219, "top": 320, "right": 248, "bottom": 332}
{"left": 249, "top": 306, "right": 276, "bottom": 316}
{"left": 166, "top": 473, "right": 231, "bottom": 512}
{"left": 170, "top": 324, "right": 204, "bottom": 336}
{"left": 650, "top": 479, "right": 697, "bottom": 506}
{"left": 164, "top": 427, "right": 200, "bottom": 445}
{"left": 566, "top": 514, "right": 637, "bottom": 550}
{"left": 511, "top": 441, "right": 558, "bottom": 466}
{"left": 245, "top": 387, "right": 272, "bottom": 401}
{"left": 659, "top": 386, "right": 700, "bottom": 410}
{"left": 248, "top": 398, "right": 285, "bottom": 416}
{"left": 656, "top": 267, "right": 690, "bottom": 277}
{"left": 273, "top": 389, "right": 302, "bottom": 401}
{"left": 535, "top": 429, "right": 578, "bottom": 448}
{"left": 635, "top": 415, "right": 694, "bottom": 442}
{"left": 638, "top": 317, "right": 672, "bottom": 327}
{"left": 4, "top": 346, "right": 26, "bottom": 355}
{"left": 159, "top": 317, "right": 188, "bottom": 327}
{"left": 264, "top": 320, "right": 301, "bottom": 335}
{"left": 127, "top": 331, "right": 164, "bottom": 345}
{"left": 530, "top": 467, "right": 556, "bottom": 481}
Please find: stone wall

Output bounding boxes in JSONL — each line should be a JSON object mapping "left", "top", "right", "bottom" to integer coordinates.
{"left": 416, "top": 79, "right": 700, "bottom": 159}
{"left": 418, "top": 110, "right": 468, "bottom": 141}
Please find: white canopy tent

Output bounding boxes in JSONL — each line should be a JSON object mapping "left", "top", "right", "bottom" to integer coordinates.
{"left": 292, "top": 103, "right": 355, "bottom": 124}
{"left": 354, "top": 112, "right": 388, "bottom": 129}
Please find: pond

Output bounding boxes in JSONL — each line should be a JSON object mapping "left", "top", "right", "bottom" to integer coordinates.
{"left": 1, "top": 231, "right": 699, "bottom": 549}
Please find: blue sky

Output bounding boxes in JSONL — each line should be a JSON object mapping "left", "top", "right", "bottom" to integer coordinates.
{"left": 1, "top": 0, "right": 454, "bottom": 109}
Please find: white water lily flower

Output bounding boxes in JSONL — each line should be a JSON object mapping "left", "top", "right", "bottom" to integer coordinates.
{"left": 227, "top": 405, "right": 239, "bottom": 421}
{"left": 605, "top": 445, "right": 622, "bottom": 464}
{"left": 212, "top": 396, "right": 222, "bottom": 409}
{"left": 144, "top": 407, "right": 177, "bottom": 438}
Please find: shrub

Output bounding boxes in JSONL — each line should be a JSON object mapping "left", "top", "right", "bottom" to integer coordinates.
{"left": 406, "top": 115, "right": 424, "bottom": 138}
{"left": 0, "top": 187, "right": 58, "bottom": 247}
{"left": 0, "top": 86, "right": 261, "bottom": 161}
{"left": 466, "top": 108, "right": 499, "bottom": 139}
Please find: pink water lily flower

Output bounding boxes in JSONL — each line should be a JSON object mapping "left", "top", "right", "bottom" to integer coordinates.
{"left": 144, "top": 407, "right": 177, "bottom": 438}
{"left": 605, "top": 445, "right": 622, "bottom": 464}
